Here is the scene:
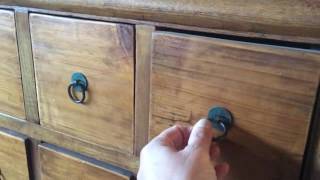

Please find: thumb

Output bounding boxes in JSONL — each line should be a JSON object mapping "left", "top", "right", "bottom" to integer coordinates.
{"left": 187, "top": 119, "right": 213, "bottom": 152}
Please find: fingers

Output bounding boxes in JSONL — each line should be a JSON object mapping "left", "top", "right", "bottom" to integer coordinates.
{"left": 156, "top": 125, "right": 192, "bottom": 150}
{"left": 210, "top": 143, "right": 220, "bottom": 160}
{"left": 215, "top": 163, "right": 229, "bottom": 180}
{"left": 187, "top": 119, "right": 213, "bottom": 152}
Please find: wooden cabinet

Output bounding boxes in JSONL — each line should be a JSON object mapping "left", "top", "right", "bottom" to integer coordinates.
{"left": 0, "top": 3, "right": 319, "bottom": 179}
{"left": 0, "top": 10, "right": 25, "bottom": 119}
{"left": 0, "top": 128, "right": 30, "bottom": 180}
{"left": 30, "top": 14, "right": 134, "bottom": 153}
{"left": 150, "top": 32, "right": 320, "bottom": 179}
{"left": 39, "top": 143, "right": 134, "bottom": 180}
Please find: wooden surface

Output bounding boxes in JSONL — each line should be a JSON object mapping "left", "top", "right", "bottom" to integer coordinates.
{"left": 134, "top": 25, "right": 154, "bottom": 156}
{"left": 0, "top": 128, "right": 30, "bottom": 180}
{"left": 150, "top": 32, "right": 320, "bottom": 180}
{"left": 15, "top": 8, "right": 40, "bottom": 123}
{"left": 30, "top": 14, "right": 134, "bottom": 154}
{"left": 1, "top": 0, "right": 320, "bottom": 43}
{"left": 39, "top": 143, "right": 133, "bottom": 180}
{"left": 0, "top": 114, "right": 139, "bottom": 172}
{"left": 0, "top": 10, "right": 25, "bottom": 119}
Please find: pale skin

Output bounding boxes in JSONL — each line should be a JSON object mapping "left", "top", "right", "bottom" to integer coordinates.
{"left": 138, "top": 119, "right": 229, "bottom": 180}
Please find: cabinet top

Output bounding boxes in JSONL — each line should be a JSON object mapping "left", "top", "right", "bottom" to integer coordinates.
{"left": 3, "top": 0, "right": 320, "bottom": 43}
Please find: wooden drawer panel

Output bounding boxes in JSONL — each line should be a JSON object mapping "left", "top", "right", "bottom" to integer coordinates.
{"left": 0, "top": 10, "right": 25, "bottom": 119}
{"left": 30, "top": 14, "right": 134, "bottom": 153}
{"left": 150, "top": 32, "right": 320, "bottom": 179}
{"left": 39, "top": 143, "right": 133, "bottom": 180}
{"left": 0, "top": 128, "right": 30, "bottom": 180}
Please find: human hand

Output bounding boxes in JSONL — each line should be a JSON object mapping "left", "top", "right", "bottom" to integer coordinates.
{"left": 137, "top": 119, "right": 229, "bottom": 180}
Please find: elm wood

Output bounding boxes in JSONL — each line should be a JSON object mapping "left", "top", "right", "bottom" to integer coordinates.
{"left": 30, "top": 14, "right": 134, "bottom": 154}
{"left": 39, "top": 144, "right": 133, "bottom": 180}
{"left": 134, "top": 25, "right": 155, "bottom": 156}
{"left": 15, "top": 8, "right": 40, "bottom": 123}
{"left": 0, "top": 6, "right": 317, "bottom": 45}
{"left": 150, "top": 32, "right": 320, "bottom": 180}
{"left": 0, "top": 9, "right": 25, "bottom": 119}
{"left": 0, "top": 128, "right": 30, "bottom": 180}
{"left": 0, "top": 114, "right": 139, "bottom": 172}
{"left": 1, "top": 0, "right": 320, "bottom": 44}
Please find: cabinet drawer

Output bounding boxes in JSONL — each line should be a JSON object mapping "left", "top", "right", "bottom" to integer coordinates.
{"left": 30, "top": 14, "right": 134, "bottom": 153}
{"left": 150, "top": 32, "right": 320, "bottom": 179}
{"left": 0, "top": 10, "right": 25, "bottom": 119}
{"left": 0, "top": 128, "right": 30, "bottom": 180}
{"left": 39, "top": 143, "right": 134, "bottom": 180}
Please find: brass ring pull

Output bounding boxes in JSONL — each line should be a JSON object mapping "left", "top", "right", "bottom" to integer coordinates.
{"left": 67, "top": 72, "right": 88, "bottom": 104}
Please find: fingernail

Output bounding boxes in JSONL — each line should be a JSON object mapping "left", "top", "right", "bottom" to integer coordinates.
{"left": 196, "top": 118, "right": 212, "bottom": 129}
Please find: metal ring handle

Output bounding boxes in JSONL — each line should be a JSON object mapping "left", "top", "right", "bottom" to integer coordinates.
{"left": 68, "top": 81, "right": 86, "bottom": 104}
{"left": 212, "top": 121, "right": 228, "bottom": 142}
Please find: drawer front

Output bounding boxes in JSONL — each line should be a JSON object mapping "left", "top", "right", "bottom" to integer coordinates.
{"left": 0, "top": 128, "right": 30, "bottom": 180}
{"left": 0, "top": 10, "right": 25, "bottom": 119}
{"left": 150, "top": 32, "right": 320, "bottom": 179}
{"left": 39, "top": 143, "right": 133, "bottom": 180}
{"left": 30, "top": 14, "right": 134, "bottom": 153}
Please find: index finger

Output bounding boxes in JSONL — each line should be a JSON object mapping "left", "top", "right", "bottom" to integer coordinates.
{"left": 156, "top": 125, "right": 192, "bottom": 151}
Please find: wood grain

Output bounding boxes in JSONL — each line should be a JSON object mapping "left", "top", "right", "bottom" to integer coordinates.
{"left": 134, "top": 25, "right": 154, "bottom": 156}
{"left": 15, "top": 8, "right": 40, "bottom": 123}
{"left": 150, "top": 32, "right": 320, "bottom": 180}
{"left": 0, "top": 128, "right": 30, "bottom": 180}
{"left": 0, "top": 9, "right": 25, "bottom": 119}
{"left": 30, "top": 14, "right": 134, "bottom": 154}
{"left": 0, "top": 113, "right": 139, "bottom": 172}
{"left": 39, "top": 143, "right": 133, "bottom": 180}
{"left": 1, "top": 0, "right": 320, "bottom": 43}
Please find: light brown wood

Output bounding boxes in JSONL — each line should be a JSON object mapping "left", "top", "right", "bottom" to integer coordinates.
{"left": 150, "top": 32, "right": 320, "bottom": 180}
{"left": 30, "top": 14, "right": 134, "bottom": 154}
{"left": 39, "top": 143, "right": 133, "bottom": 180}
{"left": 0, "top": 9, "right": 25, "bottom": 119}
{"left": 0, "top": 128, "right": 30, "bottom": 180}
{"left": 0, "top": 113, "right": 139, "bottom": 172}
{"left": 134, "top": 25, "right": 155, "bottom": 156}
{"left": 15, "top": 8, "right": 40, "bottom": 123}
{"left": 1, "top": 0, "right": 320, "bottom": 43}
{"left": 0, "top": 5, "right": 317, "bottom": 45}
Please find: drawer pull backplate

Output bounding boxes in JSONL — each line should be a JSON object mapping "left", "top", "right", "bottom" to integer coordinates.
{"left": 67, "top": 72, "right": 88, "bottom": 104}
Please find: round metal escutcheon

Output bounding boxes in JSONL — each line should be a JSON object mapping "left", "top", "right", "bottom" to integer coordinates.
{"left": 67, "top": 72, "right": 88, "bottom": 104}
{"left": 208, "top": 106, "right": 233, "bottom": 131}
{"left": 71, "top": 72, "right": 88, "bottom": 92}
{"left": 208, "top": 106, "right": 233, "bottom": 141}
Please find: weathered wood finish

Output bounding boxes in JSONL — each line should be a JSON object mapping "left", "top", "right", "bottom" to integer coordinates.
{"left": 0, "top": 114, "right": 139, "bottom": 172}
{"left": 1, "top": 0, "right": 320, "bottom": 43}
{"left": 15, "top": 8, "right": 40, "bottom": 123}
{"left": 150, "top": 32, "right": 320, "bottom": 179}
{"left": 39, "top": 144, "right": 133, "bottom": 180}
{"left": 0, "top": 128, "right": 30, "bottom": 180}
{"left": 134, "top": 25, "right": 154, "bottom": 156}
{"left": 0, "top": 10, "right": 25, "bottom": 119}
{"left": 30, "top": 14, "right": 134, "bottom": 153}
